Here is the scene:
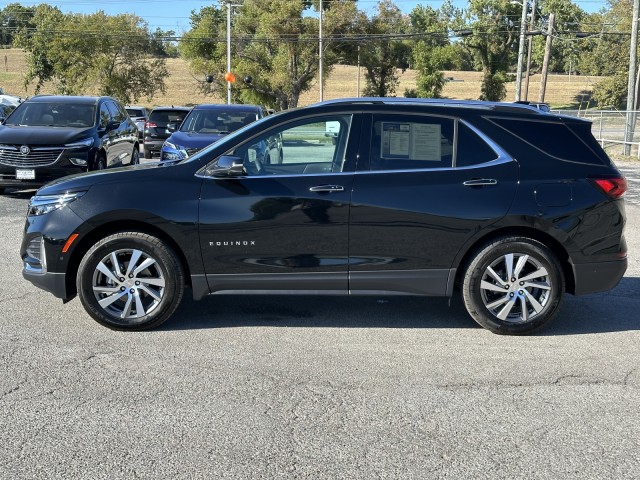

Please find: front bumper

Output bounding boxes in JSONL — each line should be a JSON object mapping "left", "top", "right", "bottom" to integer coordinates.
{"left": 23, "top": 268, "right": 70, "bottom": 299}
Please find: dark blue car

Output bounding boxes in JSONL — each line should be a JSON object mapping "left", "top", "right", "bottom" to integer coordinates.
{"left": 161, "top": 103, "right": 276, "bottom": 162}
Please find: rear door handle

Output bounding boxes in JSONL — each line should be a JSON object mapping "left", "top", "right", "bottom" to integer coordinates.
{"left": 309, "top": 185, "right": 345, "bottom": 193}
{"left": 463, "top": 178, "right": 498, "bottom": 187}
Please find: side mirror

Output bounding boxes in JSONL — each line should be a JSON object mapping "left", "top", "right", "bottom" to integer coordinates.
{"left": 208, "top": 155, "right": 244, "bottom": 177}
{"left": 106, "top": 120, "right": 120, "bottom": 131}
{"left": 167, "top": 123, "right": 177, "bottom": 132}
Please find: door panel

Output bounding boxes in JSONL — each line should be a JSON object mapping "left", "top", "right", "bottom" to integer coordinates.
{"left": 198, "top": 114, "right": 361, "bottom": 293}
{"left": 348, "top": 114, "right": 519, "bottom": 294}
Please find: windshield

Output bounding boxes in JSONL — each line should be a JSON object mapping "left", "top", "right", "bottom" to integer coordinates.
{"left": 179, "top": 109, "right": 258, "bottom": 135}
{"left": 6, "top": 102, "right": 96, "bottom": 127}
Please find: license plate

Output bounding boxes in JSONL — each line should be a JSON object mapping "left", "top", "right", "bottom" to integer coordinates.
{"left": 16, "top": 169, "right": 35, "bottom": 180}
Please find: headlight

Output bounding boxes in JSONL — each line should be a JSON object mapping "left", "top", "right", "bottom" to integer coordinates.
{"left": 162, "top": 141, "right": 187, "bottom": 161}
{"left": 28, "top": 191, "right": 86, "bottom": 216}
{"left": 65, "top": 137, "right": 94, "bottom": 149}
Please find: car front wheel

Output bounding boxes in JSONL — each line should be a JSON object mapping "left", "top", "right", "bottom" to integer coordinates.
{"left": 77, "top": 232, "right": 185, "bottom": 330}
{"left": 462, "top": 237, "right": 564, "bottom": 335}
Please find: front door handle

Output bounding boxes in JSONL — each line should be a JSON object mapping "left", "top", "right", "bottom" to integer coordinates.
{"left": 463, "top": 178, "right": 498, "bottom": 187}
{"left": 309, "top": 185, "right": 345, "bottom": 193}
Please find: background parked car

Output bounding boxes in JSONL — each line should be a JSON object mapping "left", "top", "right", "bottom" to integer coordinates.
{"left": 0, "top": 95, "right": 139, "bottom": 193}
{"left": 160, "top": 103, "right": 280, "bottom": 163}
{"left": 0, "top": 94, "right": 23, "bottom": 122}
{"left": 144, "top": 106, "right": 191, "bottom": 159}
{"left": 125, "top": 105, "right": 148, "bottom": 139}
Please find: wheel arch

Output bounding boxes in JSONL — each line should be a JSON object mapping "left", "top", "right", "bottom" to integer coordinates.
{"left": 65, "top": 220, "right": 193, "bottom": 299}
{"left": 454, "top": 226, "right": 575, "bottom": 295}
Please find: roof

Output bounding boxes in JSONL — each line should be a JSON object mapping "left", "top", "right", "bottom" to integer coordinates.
{"left": 27, "top": 95, "right": 109, "bottom": 105}
{"left": 192, "top": 103, "right": 262, "bottom": 112}
{"left": 313, "top": 97, "right": 548, "bottom": 114}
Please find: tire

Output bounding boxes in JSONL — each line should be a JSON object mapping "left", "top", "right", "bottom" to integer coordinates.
{"left": 131, "top": 146, "right": 140, "bottom": 165}
{"left": 461, "top": 236, "right": 564, "bottom": 335}
{"left": 144, "top": 148, "right": 152, "bottom": 159}
{"left": 0, "top": 187, "right": 5, "bottom": 195}
{"left": 76, "top": 232, "right": 185, "bottom": 331}
{"left": 94, "top": 154, "right": 106, "bottom": 171}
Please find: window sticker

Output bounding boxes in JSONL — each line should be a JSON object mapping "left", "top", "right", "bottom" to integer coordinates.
{"left": 380, "top": 122, "right": 442, "bottom": 161}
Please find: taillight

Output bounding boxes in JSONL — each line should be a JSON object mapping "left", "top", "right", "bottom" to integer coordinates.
{"left": 590, "top": 176, "right": 627, "bottom": 199}
{"left": 145, "top": 121, "right": 157, "bottom": 129}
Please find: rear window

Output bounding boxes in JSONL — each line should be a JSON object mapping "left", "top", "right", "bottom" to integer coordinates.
{"left": 150, "top": 109, "right": 187, "bottom": 123}
{"left": 489, "top": 117, "right": 608, "bottom": 165}
{"left": 126, "top": 108, "right": 145, "bottom": 117}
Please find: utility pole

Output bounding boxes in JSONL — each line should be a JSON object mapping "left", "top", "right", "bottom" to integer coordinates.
{"left": 226, "top": 1, "right": 232, "bottom": 105}
{"left": 539, "top": 13, "right": 555, "bottom": 103}
{"left": 319, "top": 0, "right": 324, "bottom": 102}
{"left": 523, "top": 0, "right": 537, "bottom": 101}
{"left": 514, "top": 0, "right": 529, "bottom": 101}
{"left": 624, "top": 0, "right": 639, "bottom": 156}
{"left": 357, "top": 45, "right": 361, "bottom": 97}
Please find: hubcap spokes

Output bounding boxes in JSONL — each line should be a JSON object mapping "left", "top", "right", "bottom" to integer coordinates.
{"left": 480, "top": 253, "right": 552, "bottom": 324}
{"left": 92, "top": 248, "right": 165, "bottom": 324}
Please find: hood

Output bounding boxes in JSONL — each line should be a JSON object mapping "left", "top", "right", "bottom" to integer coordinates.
{"left": 37, "top": 163, "right": 162, "bottom": 196}
{"left": 0, "top": 125, "right": 94, "bottom": 145}
{"left": 168, "top": 130, "right": 227, "bottom": 151}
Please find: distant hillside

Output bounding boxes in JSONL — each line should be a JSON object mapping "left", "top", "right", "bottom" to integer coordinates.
{"left": 0, "top": 48, "right": 602, "bottom": 110}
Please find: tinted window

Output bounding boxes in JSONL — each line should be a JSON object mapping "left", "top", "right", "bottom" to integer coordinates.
{"left": 180, "top": 110, "right": 257, "bottom": 134}
{"left": 456, "top": 123, "right": 499, "bottom": 167}
{"left": 370, "top": 115, "right": 454, "bottom": 171}
{"left": 149, "top": 109, "right": 187, "bottom": 124}
{"left": 106, "top": 102, "right": 124, "bottom": 123}
{"left": 230, "top": 115, "right": 352, "bottom": 176}
{"left": 99, "top": 103, "right": 111, "bottom": 129}
{"left": 126, "top": 108, "right": 145, "bottom": 117}
{"left": 490, "top": 118, "right": 606, "bottom": 164}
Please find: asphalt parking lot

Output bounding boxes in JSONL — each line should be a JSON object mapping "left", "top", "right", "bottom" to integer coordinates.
{"left": 1, "top": 161, "right": 639, "bottom": 479}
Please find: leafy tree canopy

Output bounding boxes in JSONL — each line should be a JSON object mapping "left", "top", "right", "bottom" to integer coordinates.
{"left": 15, "top": 5, "right": 168, "bottom": 104}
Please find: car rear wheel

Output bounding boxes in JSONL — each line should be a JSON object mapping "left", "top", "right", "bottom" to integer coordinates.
{"left": 461, "top": 237, "right": 564, "bottom": 335}
{"left": 144, "top": 148, "right": 152, "bottom": 159}
{"left": 77, "top": 232, "right": 185, "bottom": 330}
{"left": 131, "top": 146, "right": 140, "bottom": 165}
{"left": 94, "top": 154, "right": 106, "bottom": 171}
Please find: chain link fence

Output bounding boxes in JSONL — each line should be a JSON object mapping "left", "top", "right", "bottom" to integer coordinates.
{"left": 553, "top": 109, "right": 640, "bottom": 158}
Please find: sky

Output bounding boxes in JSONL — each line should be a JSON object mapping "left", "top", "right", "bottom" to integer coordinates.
{"left": 5, "top": 0, "right": 610, "bottom": 33}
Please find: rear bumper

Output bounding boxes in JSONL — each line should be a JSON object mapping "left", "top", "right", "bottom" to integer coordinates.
{"left": 572, "top": 258, "right": 627, "bottom": 295}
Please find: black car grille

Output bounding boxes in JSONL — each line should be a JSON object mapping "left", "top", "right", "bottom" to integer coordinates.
{"left": 185, "top": 148, "right": 200, "bottom": 157}
{"left": 0, "top": 145, "right": 64, "bottom": 167}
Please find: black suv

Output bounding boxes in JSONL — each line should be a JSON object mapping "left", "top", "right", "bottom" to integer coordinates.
{"left": 0, "top": 95, "right": 139, "bottom": 193}
{"left": 20, "top": 98, "right": 627, "bottom": 334}
{"left": 143, "top": 106, "right": 191, "bottom": 159}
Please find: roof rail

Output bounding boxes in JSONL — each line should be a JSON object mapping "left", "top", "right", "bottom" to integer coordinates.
{"left": 310, "top": 97, "right": 545, "bottom": 113}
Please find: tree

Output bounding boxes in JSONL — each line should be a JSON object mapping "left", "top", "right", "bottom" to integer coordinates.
{"left": 408, "top": 4, "right": 451, "bottom": 98}
{"left": 179, "top": 6, "right": 228, "bottom": 99}
{"left": 577, "top": 0, "right": 632, "bottom": 76}
{"left": 234, "top": 0, "right": 361, "bottom": 109}
{"left": 592, "top": 71, "right": 628, "bottom": 108}
{"left": 527, "top": 0, "right": 586, "bottom": 75}
{"left": 359, "top": 0, "right": 410, "bottom": 97}
{"left": 0, "top": 3, "right": 35, "bottom": 47}
{"left": 452, "top": 0, "right": 522, "bottom": 101}
{"left": 15, "top": 7, "right": 168, "bottom": 103}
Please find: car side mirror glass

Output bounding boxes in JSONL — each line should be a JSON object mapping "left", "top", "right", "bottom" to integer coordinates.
{"left": 167, "top": 123, "right": 177, "bottom": 132}
{"left": 208, "top": 155, "right": 244, "bottom": 177}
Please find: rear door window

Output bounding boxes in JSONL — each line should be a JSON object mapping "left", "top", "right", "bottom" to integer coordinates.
{"left": 489, "top": 117, "right": 608, "bottom": 165}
